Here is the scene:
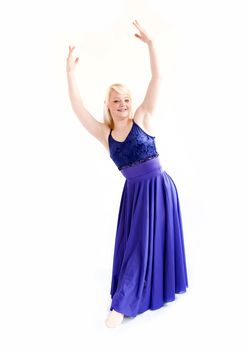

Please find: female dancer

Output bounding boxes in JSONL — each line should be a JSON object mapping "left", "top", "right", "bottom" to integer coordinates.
{"left": 66, "top": 20, "right": 188, "bottom": 328}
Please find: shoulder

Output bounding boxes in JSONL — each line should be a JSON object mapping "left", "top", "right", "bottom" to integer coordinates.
{"left": 101, "top": 122, "right": 112, "bottom": 135}
{"left": 133, "top": 107, "right": 156, "bottom": 136}
{"left": 99, "top": 122, "right": 112, "bottom": 152}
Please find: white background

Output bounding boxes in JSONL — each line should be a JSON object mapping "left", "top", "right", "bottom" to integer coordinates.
{"left": 0, "top": 0, "right": 250, "bottom": 349}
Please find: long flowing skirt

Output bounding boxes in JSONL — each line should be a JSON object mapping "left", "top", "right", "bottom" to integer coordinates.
{"left": 109, "top": 157, "right": 188, "bottom": 317}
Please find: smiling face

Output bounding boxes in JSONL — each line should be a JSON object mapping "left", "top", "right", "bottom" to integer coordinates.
{"left": 108, "top": 89, "right": 132, "bottom": 120}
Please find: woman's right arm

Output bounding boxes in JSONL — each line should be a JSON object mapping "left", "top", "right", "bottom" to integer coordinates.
{"left": 66, "top": 46, "right": 109, "bottom": 149}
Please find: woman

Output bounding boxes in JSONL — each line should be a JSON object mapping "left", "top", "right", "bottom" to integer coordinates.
{"left": 66, "top": 20, "right": 188, "bottom": 328}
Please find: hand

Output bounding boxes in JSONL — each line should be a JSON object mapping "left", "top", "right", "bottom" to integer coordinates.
{"left": 132, "top": 19, "right": 152, "bottom": 44}
{"left": 66, "top": 46, "right": 80, "bottom": 73}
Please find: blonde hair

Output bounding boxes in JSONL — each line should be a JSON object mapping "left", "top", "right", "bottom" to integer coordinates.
{"left": 103, "top": 83, "right": 133, "bottom": 130}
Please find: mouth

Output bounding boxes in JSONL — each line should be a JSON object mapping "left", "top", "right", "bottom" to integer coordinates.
{"left": 117, "top": 108, "right": 128, "bottom": 112}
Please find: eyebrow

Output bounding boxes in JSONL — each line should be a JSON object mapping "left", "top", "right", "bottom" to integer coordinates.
{"left": 112, "top": 96, "right": 130, "bottom": 100}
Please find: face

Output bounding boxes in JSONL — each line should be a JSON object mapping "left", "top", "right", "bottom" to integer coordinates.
{"left": 108, "top": 90, "right": 131, "bottom": 120}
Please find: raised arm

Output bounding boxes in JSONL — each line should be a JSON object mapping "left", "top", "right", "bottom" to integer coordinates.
{"left": 133, "top": 20, "right": 162, "bottom": 118}
{"left": 66, "top": 46, "right": 108, "bottom": 148}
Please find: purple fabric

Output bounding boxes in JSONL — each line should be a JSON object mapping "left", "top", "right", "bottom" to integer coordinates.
{"left": 109, "top": 157, "right": 188, "bottom": 317}
{"left": 108, "top": 120, "right": 159, "bottom": 170}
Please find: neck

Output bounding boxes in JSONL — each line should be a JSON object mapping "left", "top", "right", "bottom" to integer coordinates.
{"left": 113, "top": 118, "right": 133, "bottom": 131}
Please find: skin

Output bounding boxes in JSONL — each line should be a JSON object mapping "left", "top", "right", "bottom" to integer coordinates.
{"left": 66, "top": 19, "right": 161, "bottom": 155}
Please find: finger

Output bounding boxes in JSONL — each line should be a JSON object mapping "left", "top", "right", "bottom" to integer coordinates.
{"left": 135, "top": 20, "right": 142, "bottom": 28}
{"left": 133, "top": 19, "right": 140, "bottom": 27}
{"left": 132, "top": 21, "right": 139, "bottom": 28}
{"left": 68, "top": 47, "right": 76, "bottom": 58}
{"left": 134, "top": 34, "right": 141, "bottom": 40}
{"left": 67, "top": 49, "right": 72, "bottom": 58}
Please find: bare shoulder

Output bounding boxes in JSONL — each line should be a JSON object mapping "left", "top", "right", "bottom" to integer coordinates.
{"left": 133, "top": 106, "right": 156, "bottom": 136}
{"left": 98, "top": 122, "right": 111, "bottom": 153}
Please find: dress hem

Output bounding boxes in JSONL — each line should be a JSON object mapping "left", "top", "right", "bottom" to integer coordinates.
{"left": 109, "top": 288, "right": 188, "bottom": 318}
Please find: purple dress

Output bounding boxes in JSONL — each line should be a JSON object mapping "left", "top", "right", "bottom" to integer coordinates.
{"left": 108, "top": 119, "right": 188, "bottom": 317}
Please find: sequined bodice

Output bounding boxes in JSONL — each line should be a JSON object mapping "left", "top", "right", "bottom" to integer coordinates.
{"left": 108, "top": 120, "right": 159, "bottom": 170}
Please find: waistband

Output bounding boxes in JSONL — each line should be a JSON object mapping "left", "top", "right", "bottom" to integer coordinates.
{"left": 120, "top": 157, "right": 163, "bottom": 181}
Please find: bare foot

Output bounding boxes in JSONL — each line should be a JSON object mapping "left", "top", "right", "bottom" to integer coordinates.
{"left": 105, "top": 309, "right": 124, "bottom": 328}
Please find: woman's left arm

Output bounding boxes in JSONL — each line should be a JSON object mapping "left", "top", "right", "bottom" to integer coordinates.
{"left": 133, "top": 20, "right": 162, "bottom": 116}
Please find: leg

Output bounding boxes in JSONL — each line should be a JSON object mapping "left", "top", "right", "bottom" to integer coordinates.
{"left": 105, "top": 309, "right": 124, "bottom": 328}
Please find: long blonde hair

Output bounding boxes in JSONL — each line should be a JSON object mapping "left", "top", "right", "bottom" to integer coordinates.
{"left": 103, "top": 83, "right": 133, "bottom": 130}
